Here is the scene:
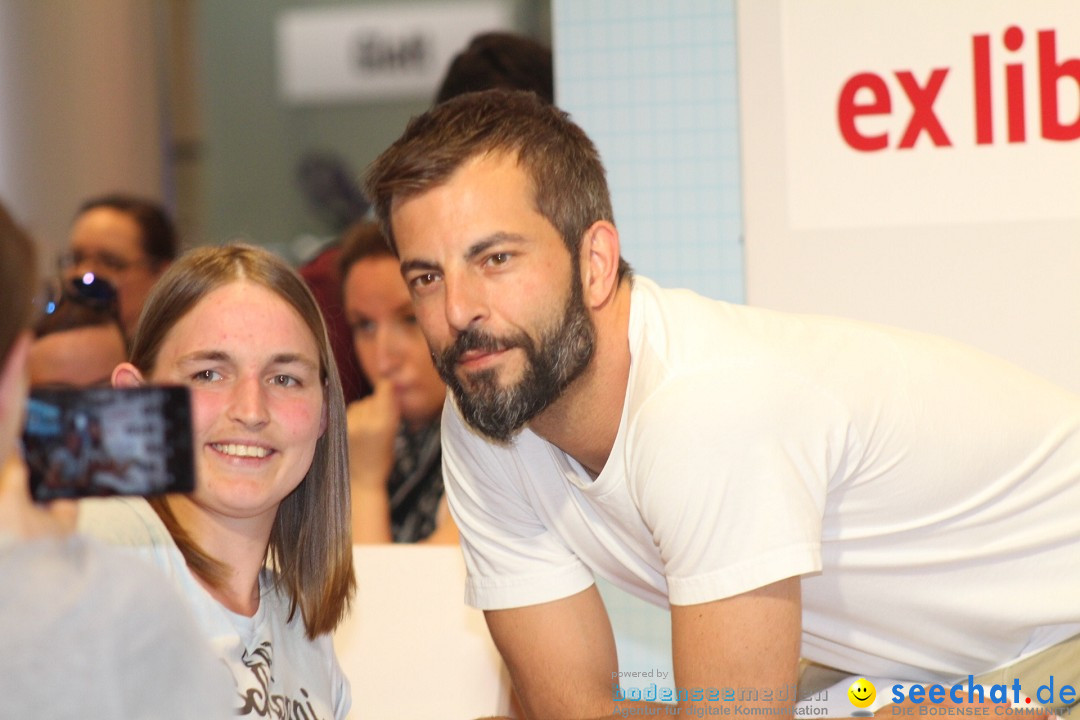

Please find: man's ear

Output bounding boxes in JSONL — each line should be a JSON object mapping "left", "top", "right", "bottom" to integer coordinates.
{"left": 579, "top": 220, "right": 621, "bottom": 310}
{"left": 112, "top": 362, "right": 146, "bottom": 388}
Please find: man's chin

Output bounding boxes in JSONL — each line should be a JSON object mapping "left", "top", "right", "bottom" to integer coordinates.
{"left": 450, "top": 386, "right": 532, "bottom": 445}
{"left": 468, "top": 419, "right": 525, "bottom": 446}
{"left": 458, "top": 404, "right": 528, "bottom": 445}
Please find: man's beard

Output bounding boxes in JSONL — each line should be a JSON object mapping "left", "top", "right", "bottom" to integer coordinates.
{"left": 432, "top": 274, "right": 596, "bottom": 444}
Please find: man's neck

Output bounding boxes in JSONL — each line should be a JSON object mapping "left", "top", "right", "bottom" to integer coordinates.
{"left": 529, "top": 280, "right": 633, "bottom": 477}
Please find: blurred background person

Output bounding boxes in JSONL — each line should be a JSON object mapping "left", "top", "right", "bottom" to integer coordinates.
{"left": 340, "top": 221, "right": 456, "bottom": 544}
{"left": 30, "top": 274, "right": 126, "bottom": 389}
{"left": 60, "top": 194, "right": 178, "bottom": 337}
{"left": 0, "top": 198, "right": 232, "bottom": 719}
{"left": 434, "top": 30, "right": 554, "bottom": 105}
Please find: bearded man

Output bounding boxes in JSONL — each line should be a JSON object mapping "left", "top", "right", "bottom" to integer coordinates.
{"left": 365, "top": 89, "right": 1080, "bottom": 720}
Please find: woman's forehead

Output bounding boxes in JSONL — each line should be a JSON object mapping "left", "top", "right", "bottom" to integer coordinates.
{"left": 160, "top": 280, "right": 323, "bottom": 364}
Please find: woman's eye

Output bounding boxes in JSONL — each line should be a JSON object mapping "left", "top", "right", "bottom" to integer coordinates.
{"left": 271, "top": 374, "right": 299, "bottom": 387}
{"left": 351, "top": 319, "right": 375, "bottom": 337}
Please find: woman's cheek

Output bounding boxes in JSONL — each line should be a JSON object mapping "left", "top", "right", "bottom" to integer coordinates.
{"left": 189, "top": 388, "right": 225, "bottom": 436}
{"left": 272, "top": 396, "right": 323, "bottom": 440}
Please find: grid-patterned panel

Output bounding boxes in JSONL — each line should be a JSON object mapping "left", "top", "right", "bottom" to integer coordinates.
{"left": 555, "top": 0, "right": 743, "bottom": 302}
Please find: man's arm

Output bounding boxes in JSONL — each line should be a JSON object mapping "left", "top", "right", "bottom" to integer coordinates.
{"left": 484, "top": 576, "right": 802, "bottom": 719}
{"left": 672, "top": 576, "right": 802, "bottom": 710}
{"left": 484, "top": 584, "right": 619, "bottom": 719}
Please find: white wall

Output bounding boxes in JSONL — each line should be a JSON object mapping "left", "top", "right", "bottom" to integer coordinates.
{"left": 740, "top": 0, "right": 1080, "bottom": 393}
{"left": 0, "top": 0, "right": 167, "bottom": 266}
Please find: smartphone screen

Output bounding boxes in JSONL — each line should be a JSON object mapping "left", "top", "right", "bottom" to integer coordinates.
{"left": 22, "top": 386, "right": 196, "bottom": 502}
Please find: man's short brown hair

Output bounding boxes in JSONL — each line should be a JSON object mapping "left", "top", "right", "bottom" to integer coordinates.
{"left": 364, "top": 89, "right": 630, "bottom": 280}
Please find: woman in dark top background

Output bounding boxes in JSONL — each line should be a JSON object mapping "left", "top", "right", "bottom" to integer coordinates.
{"left": 340, "top": 221, "right": 457, "bottom": 544}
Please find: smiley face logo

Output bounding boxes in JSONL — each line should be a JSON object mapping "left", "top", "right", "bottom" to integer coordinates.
{"left": 848, "top": 678, "right": 876, "bottom": 709}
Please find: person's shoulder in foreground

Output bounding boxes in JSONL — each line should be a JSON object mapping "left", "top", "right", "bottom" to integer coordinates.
{"left": 0, "top": 532, "right": 234, "bottom": 718}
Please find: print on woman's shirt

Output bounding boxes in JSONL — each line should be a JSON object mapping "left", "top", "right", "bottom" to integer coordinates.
{"left": 238, "top": 641, "right": 326, "bottom": 719}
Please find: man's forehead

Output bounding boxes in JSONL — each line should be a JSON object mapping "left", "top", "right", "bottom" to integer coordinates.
{"left": 389, "top": 148, "right": 549, "bottom": 265}
{"left": 390, "top": 150, "right": 525, "bottom": 210}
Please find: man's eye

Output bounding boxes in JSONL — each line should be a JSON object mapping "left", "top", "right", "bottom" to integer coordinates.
{"left": 191, "top": 369, "right": 221, "bottom": 382}
{"left": 271, "top": 374, "right": 299, "bottom": 387}
{"left": 410, "top": 273, "right": 439, "bottom": 288}
{"left": 487, "top": 252, "right": 510, "bottom": 266}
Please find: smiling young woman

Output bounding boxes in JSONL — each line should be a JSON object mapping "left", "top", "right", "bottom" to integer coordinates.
{"left": 78, "top": 244, "right": 356, "bottom": 718}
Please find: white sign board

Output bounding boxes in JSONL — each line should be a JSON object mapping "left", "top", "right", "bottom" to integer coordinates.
{"left": 740, "top": 0, "right": 1080, "bottom": 394}
{"left": 780, "top": 0, "right": 1080, "bottom": 230}
{"left": 276, "top": 1, "right": 513, "bottom": 104}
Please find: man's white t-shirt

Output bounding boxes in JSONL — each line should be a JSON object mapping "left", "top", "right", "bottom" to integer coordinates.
{"left": 443, "top": 276, "right": 1080, "bottom": 682}
{"left": 79, "top": 497, "right": 351, "bottom": 719}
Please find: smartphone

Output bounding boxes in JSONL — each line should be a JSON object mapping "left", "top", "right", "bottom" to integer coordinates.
{"left": 22, "top": 386, "right": 196, "bottom": 502}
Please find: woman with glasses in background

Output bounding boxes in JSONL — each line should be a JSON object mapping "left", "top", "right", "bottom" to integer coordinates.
{"left": 60, "top": 194, "right": 178, "bottom": 336}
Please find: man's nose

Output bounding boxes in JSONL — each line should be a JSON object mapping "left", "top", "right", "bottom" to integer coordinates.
{"left": 443, "top": 273, "right": 488, "bottom": 333}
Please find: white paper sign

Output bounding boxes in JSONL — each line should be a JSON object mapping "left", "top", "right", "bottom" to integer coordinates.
{"left": 276, "top": 1, "right": 512, "bottom": 103}
{"left": 780, "top": 0, "right": 1080, "bottom": 229}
